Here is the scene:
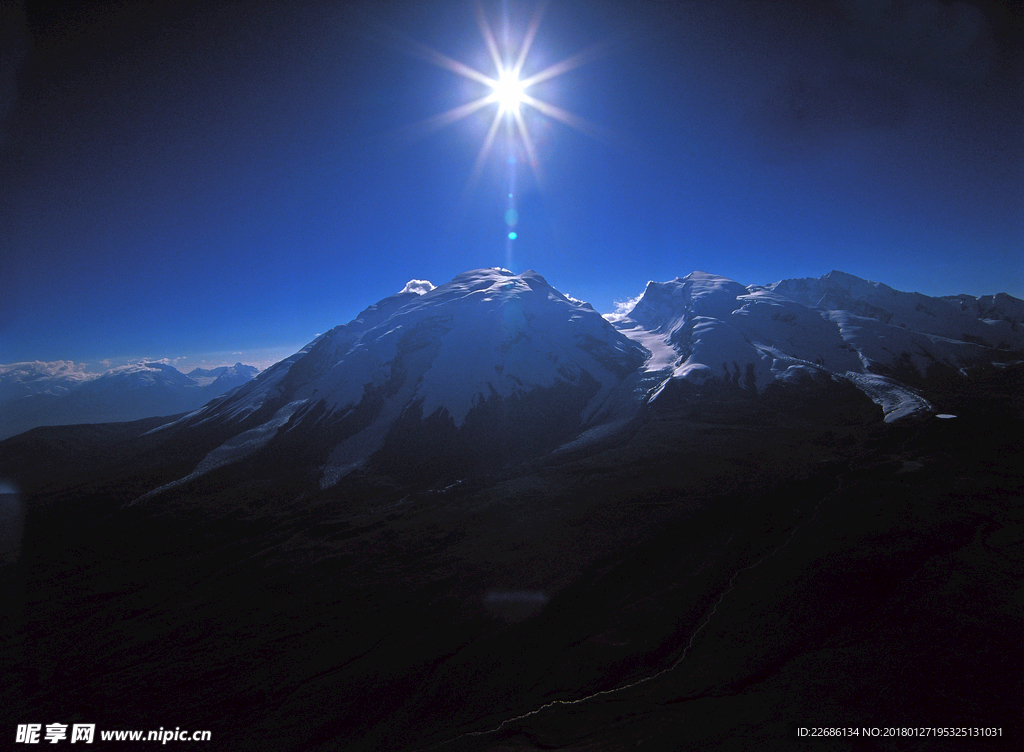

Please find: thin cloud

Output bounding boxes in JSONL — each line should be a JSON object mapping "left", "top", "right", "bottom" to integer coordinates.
{"left": 0, "top": 360, "right": 95, "bottom": 378}
{"left": 0, "top": 361, "right": 99, "bottom": 401}
{"left": 603, "top": 294, "right": 643, "bottom": 323}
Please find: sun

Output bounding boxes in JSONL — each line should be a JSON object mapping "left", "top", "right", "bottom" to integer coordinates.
{"left": 493, "top": 70, "right": 526, "bottom": 114}
{"left": 400, "top": 1, "right": 610, "bottom": 188}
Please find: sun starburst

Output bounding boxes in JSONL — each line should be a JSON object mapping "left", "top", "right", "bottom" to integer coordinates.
{"left": 494, "top": 70, "right": 526, "bottom": 114}
{"left": 404, "top": 1, "right": 610, "bottom": 190}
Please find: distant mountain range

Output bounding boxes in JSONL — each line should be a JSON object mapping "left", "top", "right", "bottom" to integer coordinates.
{"left": 0, "top": 361, "right": 258, "bottom": 440}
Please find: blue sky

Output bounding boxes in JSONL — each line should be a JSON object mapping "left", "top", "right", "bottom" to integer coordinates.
{"left": 2, "top": 0, "right": 1021, "bottom": 371}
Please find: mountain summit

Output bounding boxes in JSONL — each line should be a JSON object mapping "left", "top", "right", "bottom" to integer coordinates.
{"left": 613, "top": 270, "right": 1024, "bottom": 422}
{"left": 146, "top": 268, "right": 649, "bottom": 492}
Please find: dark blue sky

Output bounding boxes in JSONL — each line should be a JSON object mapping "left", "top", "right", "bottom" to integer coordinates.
{"left": 2, "top": 0, "right": 1021, "bottom": 370}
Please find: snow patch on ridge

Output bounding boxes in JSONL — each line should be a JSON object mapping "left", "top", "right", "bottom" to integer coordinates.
{"left": 134, "top": 399, "right": 308, "bottom": 503}
{"left": 841, "top": 372, "right": 933, "bottom": 422}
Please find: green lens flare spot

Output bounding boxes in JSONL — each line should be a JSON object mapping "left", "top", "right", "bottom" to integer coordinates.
{"left": 504, "top": 209, "right": 519, "bottom": 226}
{"left": 508, "top": 232, "right": 517, "bottom": 240}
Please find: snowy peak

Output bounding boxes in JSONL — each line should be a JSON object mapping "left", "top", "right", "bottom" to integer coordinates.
{"left": 942, "top": 292, "right": 1024, "bottom": 330}
{"left": 279, "top": 267, "right": 644, "bottom": 423}
{"left": 162, "top": 269, "right": 649, "bottom": 491}
{"left": 187, "top": 363, "right": 259, "bottom": 385}
{"left": 766, "top": 270, "right": 908, "bottom": 322}
{"left": 767, "top": 271, "right": 1024, "bottom": 351}
{"left": 0, "top": 361, "right": 97, "bottom": 403}
{"left": 612, "top": 269, "right": 1024, "bottom": 422}
{"left": 624, "top": 272, "right": 748, "bottom": 334}
{"left": 93, "top": 362, "right": 196, "bottom": 391}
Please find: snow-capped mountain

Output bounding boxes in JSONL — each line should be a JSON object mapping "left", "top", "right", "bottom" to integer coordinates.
{"left": 186, "top": 363, "right": 259, "bottom": 388}
{"left": 770, "top": 271, "right": 1024, "bottom": 348}
{"left": 0, "top": 361, "right": 96, "bottom": 404}
{"left": 131, "top": 267, "right": 1023, "bottom": 499}
{"left": 145, "top": 268, "right": 648, "bottom": 493}
{"left": 0, "top": 361, "right": 259, "bottom": 440}
{"left": 613, "top": 270, "right": 1024, "bottom": 422}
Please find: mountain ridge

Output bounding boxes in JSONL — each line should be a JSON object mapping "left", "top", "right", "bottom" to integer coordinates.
{"left": 1, "top": 270, "right": 1021, "bottom": 752}
{"left": 3, "top": 268, "right": 1021, "bottom": 491}
{"left": 100, "top": 267, "right": 1022, "bottom": 502}
{"left": 611, "top": 269, "right": 1023, "bottom": 421}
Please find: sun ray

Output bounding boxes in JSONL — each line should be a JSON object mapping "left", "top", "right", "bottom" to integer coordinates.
{"left": 476, "top": 3, "right": 505, "bottom": 82}
{"left": 464, "top": 108, "right": 506, "bottom": 201}
{"left": 512, "top": 107, "right": 544, "bottom": 186}
{"left": 383, "top": 0, "right": 617, "bottom": 210}
{"left": 519, "top": 39, "right": 614, "bottom": 89}
{"left": 396, "top": 95, "right": 497, "bottom": 143}
{"left": 519, "top": 92, "right": 613, "bottom": 144}
{"left": 407, "top": 35, "right": 497, "bottom": 88}
{"left": 376, "top": 2, "right": 625, "bottom": 266}
{"left": 512, "top": 0, "right": 547, "bottom": 79}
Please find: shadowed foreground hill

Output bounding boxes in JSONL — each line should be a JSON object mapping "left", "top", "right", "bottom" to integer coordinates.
{"left": 1, "top": 377, "right": 1021, "bottom": 750}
